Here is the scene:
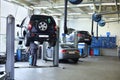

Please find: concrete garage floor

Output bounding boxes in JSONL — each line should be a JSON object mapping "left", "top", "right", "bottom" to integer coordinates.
{"left": 13, "top": 56, "right": 120, "bottom": 80}
{"left": 1, "top": 56, "right": 120, "bottom": 80}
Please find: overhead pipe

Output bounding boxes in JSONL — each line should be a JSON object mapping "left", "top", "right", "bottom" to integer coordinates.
{"left": 99, "top": 11, "right": 120, "bottom": 15}
{"left": 105, "top": 19, "right": 120, "bottom": 23}
{"left": 96, "top": 22, "right": 98, "bottom": 39}
{"left": 64, "top": 0, "right": 68, "bottom": 34}
{"left": 91, "top": 18, "right": 94, "bottom": 36}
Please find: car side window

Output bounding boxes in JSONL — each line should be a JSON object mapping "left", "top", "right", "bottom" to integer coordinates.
{"left": 20, "top": 18, "right": 26, "bottom": 27}
{"left": 22, "top": 16, "right": 30, "bottom": 28}
{"left": 61, "top": 45, "right": 75, "bottom": 48}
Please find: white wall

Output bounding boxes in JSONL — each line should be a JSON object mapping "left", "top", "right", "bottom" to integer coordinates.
{"left": 67, "top": 19, "right": 92, "bottom": 32}
{"left": 0, "top": 0, "right": 28, "bottom": 34}
{"left": 99, "top": 22, "right": 120, "bottom": 44}
{"left": 0, "top": 0, "right": 28, "bottom": 52}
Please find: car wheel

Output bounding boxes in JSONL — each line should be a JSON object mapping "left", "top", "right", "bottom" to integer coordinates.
{"left": 86, "top": 41, "right": 91, "bottom": 45}
{"left": 24, "top": 34, "right": 30, "bottom": 47}
{"left": 39, "top": 42, "right": 43, "bottom": 44}
{"left": 23, "top": 30, "right": 26, "bottom": 37}
{"left": 18, "top": 41, "right": 22, "bottom": 45}
{"left": 38, "top": 21, "right": 48, "bottom": 31}
{"left": 72, "top": 59, "right": 79, "bottom": 63}
{"left": 48, "top": 40, "right": 56, "bottom": 47}
{"left": 59, "top": 59, "right": 68, "bottom": 63}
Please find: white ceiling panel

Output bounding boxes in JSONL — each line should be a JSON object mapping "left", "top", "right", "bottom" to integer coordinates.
{"left": 4, "top": 0, "right": 120, "bottom": 21}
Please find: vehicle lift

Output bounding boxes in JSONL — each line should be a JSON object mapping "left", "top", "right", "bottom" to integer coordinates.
{"left": 72, "top": 31, "right": 89, "bottom": 58}
{"left": 4, "top": 0, "right": 84, "bottom": 79}
{"left": 5, "top": 15, "right": 59, "bottom": 80}
{"left": 62, "top": 0, "right": 88, "bottom": 57}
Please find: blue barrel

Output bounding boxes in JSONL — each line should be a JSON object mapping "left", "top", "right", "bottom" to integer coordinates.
{"left": 16, "top": 49, "right": 22, "bottom": 61}
{"left": 78, "top": 43, "right": 85, "bottom": 56}
{"left": 93, "top": 48, "right": 100, "bottom": 56}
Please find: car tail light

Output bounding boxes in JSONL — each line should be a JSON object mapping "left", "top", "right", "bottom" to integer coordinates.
{"left": 54, "top": 25, "right": 57, "bottom": 31}
{"left": 77, "top": 33, "right": 82, "bottom": 37}
{"left": 61, "top": 49, "right": 67, "bottom": 53}
{"left": 75, "top": 50, "right": 80, "bottom": 53}
{"left": 28, "top": 23, "right": 32, "bottom": 30}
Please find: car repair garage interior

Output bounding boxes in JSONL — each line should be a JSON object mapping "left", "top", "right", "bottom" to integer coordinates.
{"left": 0, "top": 0, "right": 120, "bottom": 80}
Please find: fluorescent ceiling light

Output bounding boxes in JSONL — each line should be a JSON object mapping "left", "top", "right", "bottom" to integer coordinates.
{"left": 76, "top": 4, "right": 93, "bottom": 7}
{"left": 88, "top": 12, "right": 94, "bottom": 15}
{"left": 102, "top": 3, "right": 120, "bottom": 6}
{"left": 49, "top": 13, "right": 62, "bottom": 16}
{"left": 32, "top": 6, "right": 48, "bottom": 9}
{"left": 68, "top": 13, "right": 82, "bottom": 15}
{"left": 109, "top": 18, "right": 118, "bottom": 20}
{"left": 54, "top": 6, "right": 64, "bottom": 8}
{"left": 40, "top": 13, "right": 48, "bottom": 15}
{"left": 6, "top": 0, "right": 15, "bottom": 1}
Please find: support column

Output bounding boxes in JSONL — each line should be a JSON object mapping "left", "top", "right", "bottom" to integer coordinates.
{"left": 53, "top": 28, "right": 59, "bottom": 67}
{"left": 83, "top": 43, "right": 88, "bottom": 57}
{"left": 0, "top": 0, "right": 2, "bottom": 29}
{"left": 74, "top": 31, "right": 78, "bottom": 49}
{"left": 0, "top": 0, "right": 1, "bottom": 52}
{"left": 42, "top": 42, "right": 47, "bottom": 60}
{"left": 5, "top": 15, "right": 15, "bottom": 80}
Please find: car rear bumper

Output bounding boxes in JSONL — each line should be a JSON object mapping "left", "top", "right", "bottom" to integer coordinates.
{"left": 28, "top": 33, "right": 57, "bottom": 41}
{"left": 62, "top": 54, "right": 80, "bottom": 59}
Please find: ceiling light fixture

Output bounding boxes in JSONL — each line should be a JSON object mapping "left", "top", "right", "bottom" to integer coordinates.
{"left": 68, "top": 13, "right": 82, "bottom": 15}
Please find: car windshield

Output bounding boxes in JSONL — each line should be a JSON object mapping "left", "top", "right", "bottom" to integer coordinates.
{"left": 61, "top": 44, "right": 75, "bottom": 48}
{"left": 78, "top": 31, "right": 88, "bottom": 34}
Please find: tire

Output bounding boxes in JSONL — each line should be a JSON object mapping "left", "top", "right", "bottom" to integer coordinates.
{"left": 59, "top": 59, "right": 68, "bottom": 63}
{"left": 18, "top": 41, "right": 22, "bottom": 45}
{"left": 72, "top": 59, "right": 79, "bottom": 63}
{"left": 86, "top": 41, "right": 91, "bottom": 45}
{"left": 24, "top": 34, "right": 30, "bottom": 47}
{"left": 37, "top": 21, "right": 48, "bottom": 31}
{"left": 23, "top": 30, "right": 26, "bottom": 37}
{"left": 39, "top": 42, "right": 43, "bottom": 44}
{"left": 48, "top": 40, "right": 56, "bottom": 47}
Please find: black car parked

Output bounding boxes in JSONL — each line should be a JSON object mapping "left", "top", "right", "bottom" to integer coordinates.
{"left": 77, "top": 31, "right": 92, "bottom": 45}
{"left": 17, "top": 15, "right": 57, "bottom": 47}
{"left": 67, "top": 30, "right": 92, "bottom": 45}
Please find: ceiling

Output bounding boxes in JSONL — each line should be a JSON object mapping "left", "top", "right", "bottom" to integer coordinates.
{"left": 5, "top": 0, "right": 120, "bottom": 22}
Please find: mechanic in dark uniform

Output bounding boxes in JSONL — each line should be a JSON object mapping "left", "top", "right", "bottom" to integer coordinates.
{"left": 29, "top": 41, "right": 38, "bottom": 66}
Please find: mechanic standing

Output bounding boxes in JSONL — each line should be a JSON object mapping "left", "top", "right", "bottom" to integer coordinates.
{"left": 29, "top": 41, "right": 38, "bottom": 66}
